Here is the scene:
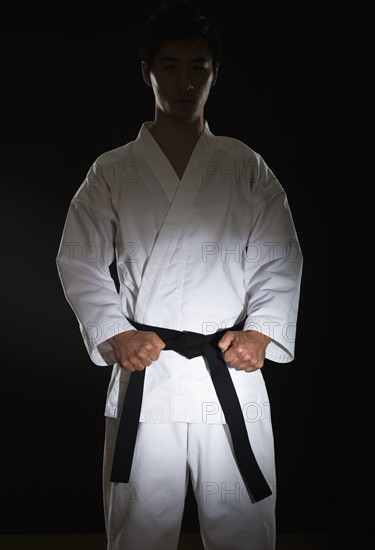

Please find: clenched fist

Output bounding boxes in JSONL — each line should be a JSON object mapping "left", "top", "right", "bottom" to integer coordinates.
{"left": 107, "top": 330, "right": 165, "bottom": 372}
{"left": 217, "top": 330, "right": 271, "bottom": 372}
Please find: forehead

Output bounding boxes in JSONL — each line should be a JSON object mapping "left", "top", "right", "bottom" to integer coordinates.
{"left": 155, "top": 39, "right": 211, "bottom": 61}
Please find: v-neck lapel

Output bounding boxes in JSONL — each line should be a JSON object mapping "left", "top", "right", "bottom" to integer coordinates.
{"left": 134, "top": 120, "right": 213, "bottom": 201}
{"left": 133, "top": 120, "right": 217, "bottom": 325}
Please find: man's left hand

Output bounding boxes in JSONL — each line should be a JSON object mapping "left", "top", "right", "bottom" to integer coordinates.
{"left": 217, "top": 330, "right": 271, "bottom": 372}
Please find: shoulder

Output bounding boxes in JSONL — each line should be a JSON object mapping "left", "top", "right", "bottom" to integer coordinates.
{"left": 214, "top": 134, "right": 285, "bottom": 199}
{"left": 215, "top": 134, "right": 261, "bottom": 163}
{"left": 71, "top": 140, "right": 136, "bottom": 212}
{"left": 93, "top": 140, "right": 136, "bottom": 167}
{"left": 214, "top": 135, "right": 272, "bottom": 181}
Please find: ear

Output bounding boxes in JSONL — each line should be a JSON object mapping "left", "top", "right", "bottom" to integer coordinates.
{"left": 211, "top": 63, "right": 219, "bottom": 87}
{"left": 141, "top": 61, "right": 152, "bottom": 87}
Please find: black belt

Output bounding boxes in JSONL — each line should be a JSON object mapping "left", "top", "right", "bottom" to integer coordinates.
{"left": 110, "top": 319, "right": 272, "bottom": 502}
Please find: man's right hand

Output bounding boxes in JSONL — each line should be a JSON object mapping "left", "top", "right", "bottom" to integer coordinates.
{"left": 107, "top": 330, "right": 165, "bottom": 372}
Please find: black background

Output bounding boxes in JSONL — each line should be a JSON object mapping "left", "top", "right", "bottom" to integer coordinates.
{"left": 1, "top": 1, "right": 341, "bottom": 537}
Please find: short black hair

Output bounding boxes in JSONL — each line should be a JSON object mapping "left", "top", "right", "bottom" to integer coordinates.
{"left": 139, "top": 0, "right": 222, "bottom": 68}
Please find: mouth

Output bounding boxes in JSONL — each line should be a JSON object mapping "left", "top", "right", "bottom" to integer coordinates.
{"left": 175, "top": 98, "right": 196, "bottom": 104}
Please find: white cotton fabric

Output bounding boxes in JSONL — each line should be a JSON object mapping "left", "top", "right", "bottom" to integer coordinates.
{"left": 103, "top": 420, "right": 276, "bottom": 550}
{"left": 56, "top": 121, "right": 303, "bottom": 423}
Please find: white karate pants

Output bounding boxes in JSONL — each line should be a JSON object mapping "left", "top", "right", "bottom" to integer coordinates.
{"left": 103, "top": 420, "right": 276, "bottom": 550}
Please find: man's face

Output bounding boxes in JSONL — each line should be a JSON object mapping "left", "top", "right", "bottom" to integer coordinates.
{"left": 142, "top": 39, "right": 218, "bottom": 123}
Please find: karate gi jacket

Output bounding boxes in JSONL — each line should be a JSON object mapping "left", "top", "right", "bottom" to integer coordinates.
{"left": 56, "top": 121, "right": 303, "bottom": 423}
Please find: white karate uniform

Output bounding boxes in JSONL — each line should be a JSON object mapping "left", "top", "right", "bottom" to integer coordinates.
{"left": 56, "top": 121, "right": 303, "bottom": 549}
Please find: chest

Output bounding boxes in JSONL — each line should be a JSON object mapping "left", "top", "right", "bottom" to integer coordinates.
{"left": 164, "top": 150, "right": 193, "bottom": 180}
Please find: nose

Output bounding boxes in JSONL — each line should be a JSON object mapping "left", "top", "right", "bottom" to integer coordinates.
{"left": 177, "top": 68, "right": 194, "bottom": 91}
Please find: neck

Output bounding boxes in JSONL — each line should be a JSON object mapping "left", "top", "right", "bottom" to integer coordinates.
{"left": 148, "top": 112, "right": 205, "bottom": 152}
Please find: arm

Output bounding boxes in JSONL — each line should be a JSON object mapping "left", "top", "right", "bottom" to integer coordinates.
{"left": 219, "top": 157, "right": 303, "bottom": 368}
{"left": 244, "top": 158, "right": 303, "bottom": 363}
{"left": 56, "top": 162, "right": 135, "bottom": 366}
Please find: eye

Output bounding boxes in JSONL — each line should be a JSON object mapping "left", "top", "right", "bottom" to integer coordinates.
{"left": 193, "top": 66, "right": 208, "bottom": 71}
{"left": 163, "top": 65, "right": 176, "bottom": 70}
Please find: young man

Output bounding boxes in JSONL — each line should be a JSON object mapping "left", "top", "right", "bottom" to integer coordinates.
{"left": 56, "top": 1, "right": 303, "bottom": 548}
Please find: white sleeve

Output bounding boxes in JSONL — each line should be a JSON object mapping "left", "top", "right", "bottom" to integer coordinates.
{"left": 243, "top": 157, "right": 303, "bottom": 363}
{"left": 56, "top": 162, "right": 135, "bottom": 366}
